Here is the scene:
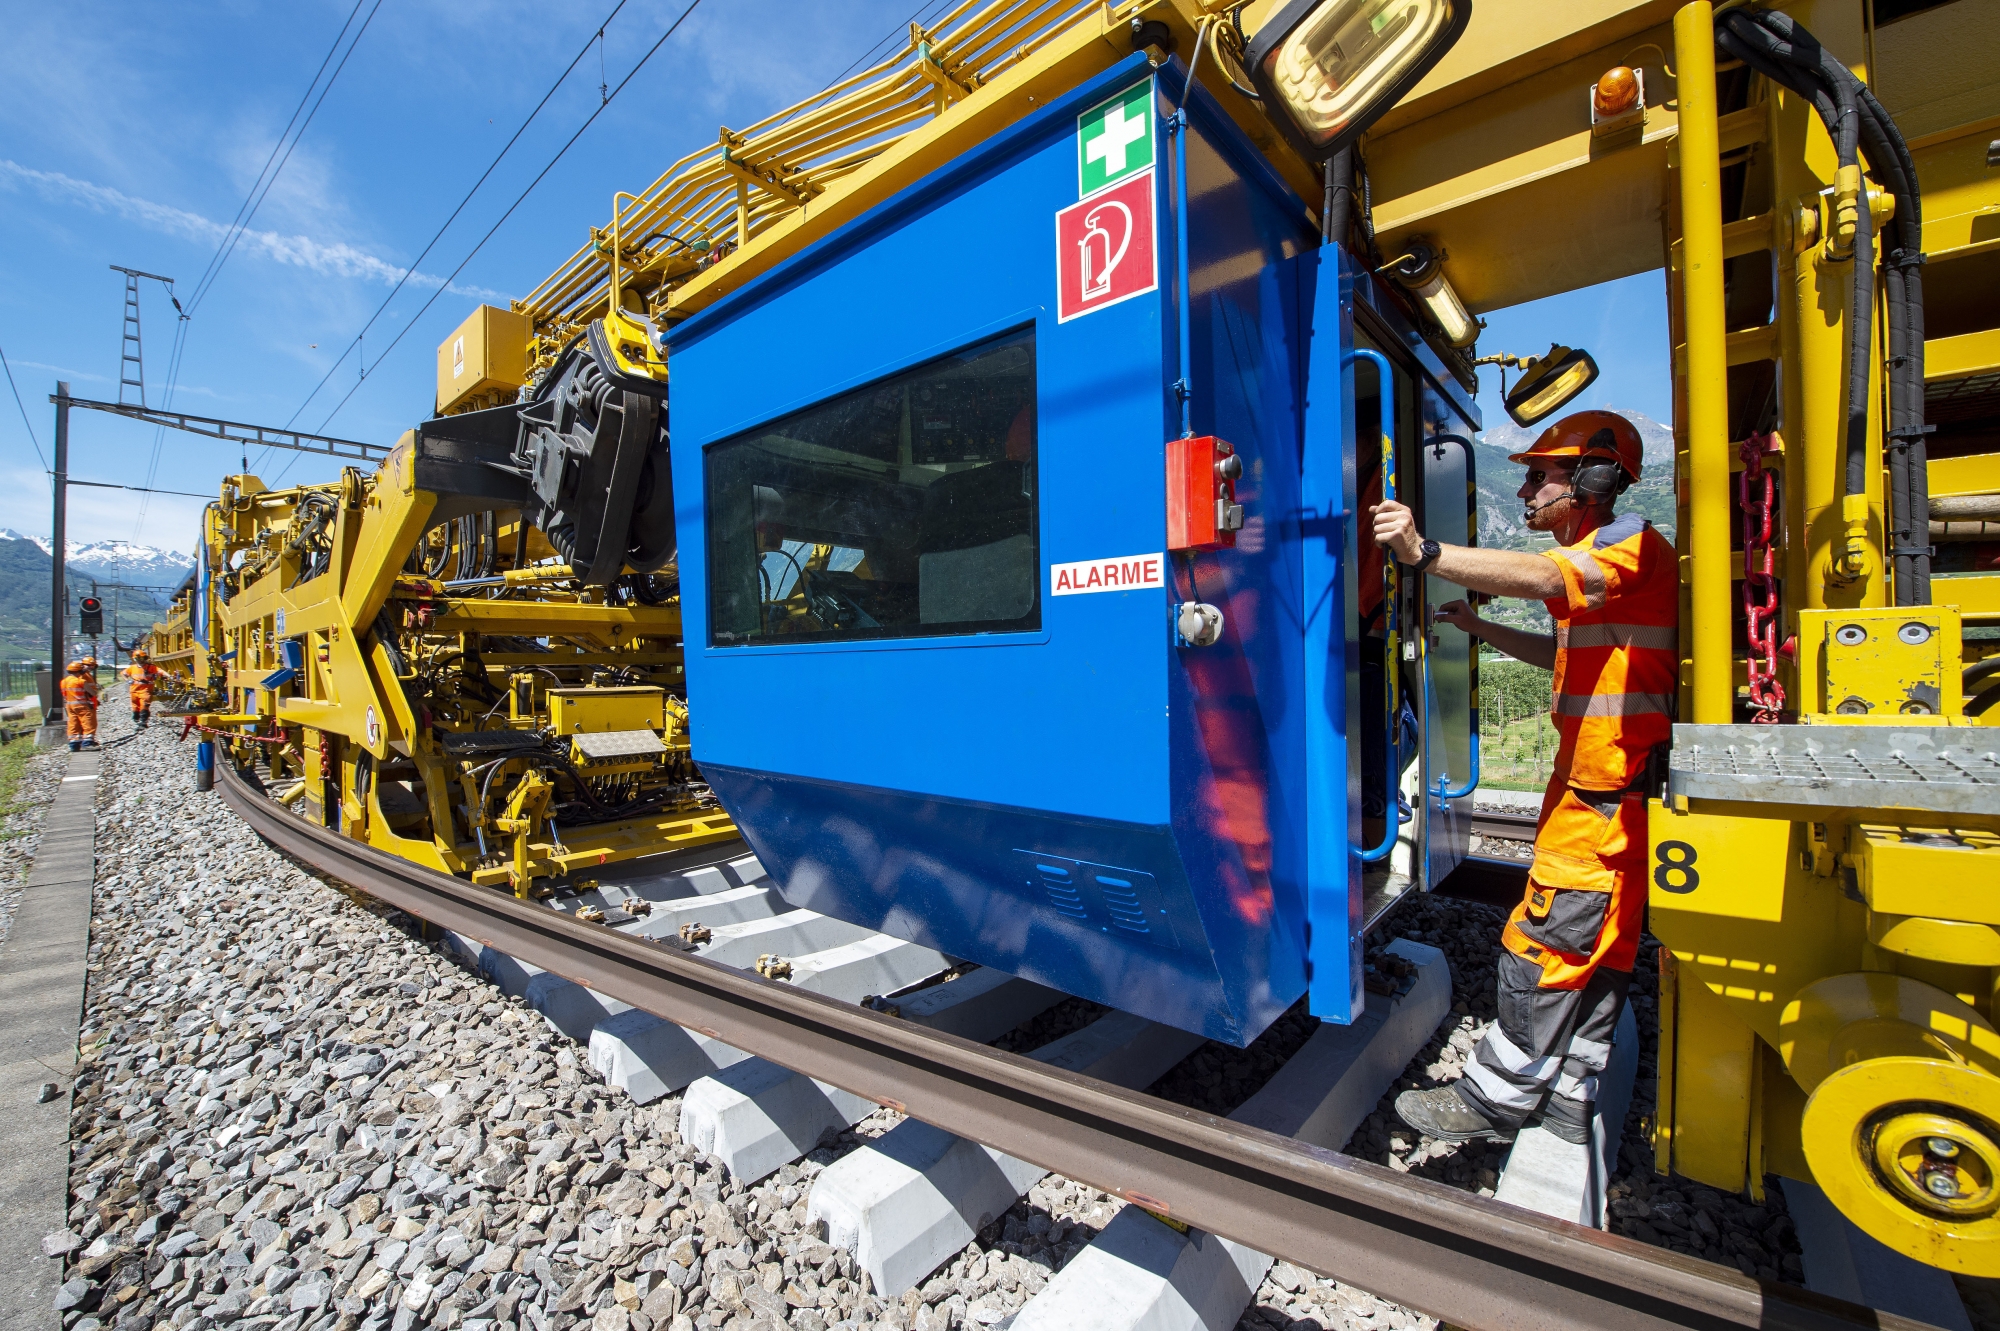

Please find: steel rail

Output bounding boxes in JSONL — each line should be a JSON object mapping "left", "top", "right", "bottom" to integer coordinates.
{"left": 214, "top": 758, "right": 1930, "bottom": 1331}
{"left": 1468, "top": 808, "right": 1540, "bottom": 842}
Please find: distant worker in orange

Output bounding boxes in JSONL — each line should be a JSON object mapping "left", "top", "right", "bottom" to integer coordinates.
{"left": 126, "top": 648, "right": 162, "bottom": 729}
{"left": 61, "top": 659, "right": 100, "bottom": 752}
{"left": 1372, "top": 411, "right": 1675, "bottom": 1145}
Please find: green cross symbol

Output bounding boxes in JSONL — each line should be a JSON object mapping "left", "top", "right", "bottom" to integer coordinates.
{"left": 1078, "top": 79, "right": 1154, "bottom": 197}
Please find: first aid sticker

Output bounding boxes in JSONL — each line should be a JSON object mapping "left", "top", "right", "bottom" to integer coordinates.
{"left": 1051, "top": 553, "right": 1164, "bottom": 596}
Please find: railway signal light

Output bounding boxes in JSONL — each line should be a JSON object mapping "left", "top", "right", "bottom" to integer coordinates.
{"left": 79, "top": 595, "right": 103, "bottom": 635}
{"left": 1245, "top": 0, "right": 1471, "bottom": 165}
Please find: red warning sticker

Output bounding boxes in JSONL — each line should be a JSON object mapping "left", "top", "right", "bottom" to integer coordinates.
{"left": 1055, "top": 169, "right": 1158, "bottom": 323}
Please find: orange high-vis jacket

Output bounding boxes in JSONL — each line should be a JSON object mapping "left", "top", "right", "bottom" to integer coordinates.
{"left": 60, "top": 673, "right": 99, "bottom": 707}
{"left": 1537, "top": 512, "right": 1679, "bottom": 793}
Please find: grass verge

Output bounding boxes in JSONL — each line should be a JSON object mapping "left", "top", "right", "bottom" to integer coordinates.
{"left": 0, "top": 730, "right": 41, "bottom": 829}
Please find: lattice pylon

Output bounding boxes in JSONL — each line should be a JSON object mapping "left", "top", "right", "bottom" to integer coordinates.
{"left": 118, "top": 269, "right": 145, "bottom": 406}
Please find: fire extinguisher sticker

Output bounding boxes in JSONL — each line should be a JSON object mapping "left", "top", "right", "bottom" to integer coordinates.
{"left": 1055, "top": 169, "right": 1158, "bottom": 323}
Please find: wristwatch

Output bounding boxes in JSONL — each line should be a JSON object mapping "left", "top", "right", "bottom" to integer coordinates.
{"left": 1409, "top": 538, "right": 1442, "bottom": 573}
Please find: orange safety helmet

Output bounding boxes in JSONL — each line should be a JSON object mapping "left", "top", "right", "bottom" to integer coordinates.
{"left": 1508, "top": 409, "right": 1644, "bottom": 488}
{"left": 132, "top": 649, "right": 149, "bottom": 661}
{"left": 67, "top": 660, "right": 87, "bottom": 674}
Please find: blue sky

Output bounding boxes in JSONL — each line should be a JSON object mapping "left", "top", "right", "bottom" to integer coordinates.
{"left": 0, "top": 0, "right": 944, "bottom": 552}
{"left": 1470, "top": 271, "right": 1674, "bottom": 442}
{"left": 0, "top": 2, "right": 1674, "bottom": 553}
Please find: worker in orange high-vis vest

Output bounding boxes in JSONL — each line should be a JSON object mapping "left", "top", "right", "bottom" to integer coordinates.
{"left": 1371, "top": 410, "right": 1676, "bottom": 1145}
{"left": 61, "top": 659, "right": 100, "bottom": 752}
{"left": 126, "top": 649, "right": 162, "bottom": 728}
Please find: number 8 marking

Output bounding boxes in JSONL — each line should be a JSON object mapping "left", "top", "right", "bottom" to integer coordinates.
{"left": 1654, "top": 840, "right": 1699, "bottom": 894}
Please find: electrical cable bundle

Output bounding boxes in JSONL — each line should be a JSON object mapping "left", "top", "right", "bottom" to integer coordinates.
{"left": 1715, "top": 8, "right": 1931, "bottom": 605}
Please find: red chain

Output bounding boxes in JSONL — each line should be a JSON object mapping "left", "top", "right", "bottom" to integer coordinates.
{"left": 1739, "top": 431, "right": 1785, "bottom": 722}
{"left": 176, "top": 719, "right": 292, "bottom": 745}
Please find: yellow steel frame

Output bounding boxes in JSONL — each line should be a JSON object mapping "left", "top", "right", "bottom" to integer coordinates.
{"left": 196, "top": 440, "right": 737, "bottom": 891}
{"left": 1327, "top": 0, "right": 2000, "bottom": 1270}
{"left": 1637, "top": 0, "right": 2000, "bottom": 1272}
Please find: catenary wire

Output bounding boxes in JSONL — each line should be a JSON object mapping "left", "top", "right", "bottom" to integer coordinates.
{"left": 180, "top": 0, "right": 370, "bottom": 309}
{"left": 186, "top": 0, "right": 387, "bottom": 316}
{"left": 144, "top": 0, "right": 380, "bottom": 531}
{"left": 279, "top": 0, "right": 637, "bottom": 443}
{"left": 286, "top": 0, "right": 708, "bottom": 462}
{"left": 282, "top": 0, "right": 940, "bottom": 480}
{"left": 1, "top": 343, "right": 50, "bottom": 474}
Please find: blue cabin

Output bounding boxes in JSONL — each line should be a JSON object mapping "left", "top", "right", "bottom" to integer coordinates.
{"left": 669, "top": 55, "right": 1478, "bottom": 1046}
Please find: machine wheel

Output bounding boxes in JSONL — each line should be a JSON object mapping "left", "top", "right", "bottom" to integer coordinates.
{"left": 1804, "top": 1055, "right": 2000, "bottom": 1274}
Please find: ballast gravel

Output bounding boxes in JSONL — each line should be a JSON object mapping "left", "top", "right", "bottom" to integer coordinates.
{"left": 35, "top": 695, "right": 1910, "bottom": 1331}
{"left": 51, "top": 703, "right": 1150, "bottom": 1331}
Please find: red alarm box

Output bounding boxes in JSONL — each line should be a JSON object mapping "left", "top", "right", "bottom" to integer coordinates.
{"left": 1166, "top": 435, "right": 1245, "bottom": 551}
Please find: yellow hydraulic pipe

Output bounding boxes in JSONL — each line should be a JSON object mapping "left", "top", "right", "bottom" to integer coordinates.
{"left": 1675, "top": 2, "right": 1733, "bottom": 725}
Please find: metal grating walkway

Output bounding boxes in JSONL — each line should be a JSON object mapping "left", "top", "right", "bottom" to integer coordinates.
{"left": 1668, "top": 723, "right": 2000, "bottom": 818}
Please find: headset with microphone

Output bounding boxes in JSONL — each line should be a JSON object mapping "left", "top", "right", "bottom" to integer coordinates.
{"left": 1524, "top": 427, "right": 1632, "bottom": 518}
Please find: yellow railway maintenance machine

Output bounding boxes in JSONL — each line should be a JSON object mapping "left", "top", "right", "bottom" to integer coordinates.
{"left": 192, "top": 422, "right": 736, "bottom": 896}
{"left": 485, "top": 0, "right": 2000, "bottom": 1271}
{"left": 1282, "top": 0, "right": 1999, "bottom": 1274}
{"left": 1342, "top": 0, "right": 2000, "bottom": 1276}
{"left": 191, "top": 0, "right": 1999, "bottom": 1274}
{"left": 141, "top": 575, "right": 204, "bottom": 705}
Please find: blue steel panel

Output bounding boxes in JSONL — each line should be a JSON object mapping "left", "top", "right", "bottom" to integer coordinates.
{"left": 670, "top": 61, "right": 1172, "bottom": 831}
{"left": 1298, "top": 246, "right": 1364, "bottom": 1023}
{"left": 668, "top": 57, "right": 1340, "bottom": 1044}
{"left": 702, "top": 764, "right": 1241, "bottom": 1040}
{"left": 1159, "top": 74, "right": 1322, "bottom": 1034}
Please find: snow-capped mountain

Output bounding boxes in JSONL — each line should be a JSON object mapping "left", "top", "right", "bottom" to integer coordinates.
{"left": 1477, "top": 407, "right": 1675, "bottom": 463}
{"left": 0, "top": 530, "right": 194, "bottom": 583}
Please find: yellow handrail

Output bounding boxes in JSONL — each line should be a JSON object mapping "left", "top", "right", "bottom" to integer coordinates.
{"left": 511, "top": 0, "right": 1126, "bottom": 364}
{"left": 1674, "top": 1, "right": 1733, "bottom": 725}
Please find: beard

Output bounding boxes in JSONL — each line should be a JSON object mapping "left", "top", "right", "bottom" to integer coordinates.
{"left": 1524, "top": 494, "right": 1579, "bottom": 533}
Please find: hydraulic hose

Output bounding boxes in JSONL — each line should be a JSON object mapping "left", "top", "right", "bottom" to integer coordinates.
{"left": 1715, "top": 8, "right": 1930, "bottom": 603}
{"left": 1964, "top": 654, "right": 2000, "bottom": 695}
{"left": 1322, "top": 148, "right": 1354, "bottom": 249}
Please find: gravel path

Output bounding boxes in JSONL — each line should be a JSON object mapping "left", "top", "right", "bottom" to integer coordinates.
{"left": 39, "top": 698, "right": 1924, "bottom": 1331}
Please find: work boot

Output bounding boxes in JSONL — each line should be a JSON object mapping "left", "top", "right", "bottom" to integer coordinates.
{"left": 1394, "top": 1085, "right": 1517, "bottom": 1144}
{"left": 69, "top": 741, "right": 79, "bottom": 752}
{"left": 1534, "top": 1096, "right": 1593, "bottom": 1146}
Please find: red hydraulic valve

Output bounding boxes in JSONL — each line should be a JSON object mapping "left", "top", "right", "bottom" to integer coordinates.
{"left": 1166, "top": 435, "right": 1245, "bottom": 551}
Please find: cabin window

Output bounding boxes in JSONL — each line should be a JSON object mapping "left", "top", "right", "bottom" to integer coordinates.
{"left": 706, "top": 327, "right": 1039, "bottom": 646}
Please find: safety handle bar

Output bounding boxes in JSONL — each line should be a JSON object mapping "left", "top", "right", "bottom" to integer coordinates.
{"left": 1419, "top": 432, "right": 1481, "bottom": 806}
{"left": 1347, "top": 348, "right": 1408, "bottom": 863}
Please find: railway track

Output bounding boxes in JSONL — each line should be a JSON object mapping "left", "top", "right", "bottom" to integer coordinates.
{"left": 213, "top": 759, "right": 1918, "bottom": 1331}
{"left": 1467, "top": 808, "right": 1540, "bottom": 843}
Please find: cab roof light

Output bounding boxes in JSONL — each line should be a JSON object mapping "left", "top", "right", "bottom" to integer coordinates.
{"left": 1244, "top": 0, "right": 1471, "bottom": 165}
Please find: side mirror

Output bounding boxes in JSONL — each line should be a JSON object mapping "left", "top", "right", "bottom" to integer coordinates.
{"left": 1504, "top": 344, "right": 1600, "bottom": 426}
{"left": 1246, "top": 0, "right": 1471, "bottom": 164}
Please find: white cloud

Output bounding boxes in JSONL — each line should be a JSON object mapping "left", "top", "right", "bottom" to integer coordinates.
{"left": 9, "top": 361, "right": 109, "bottom": 383}
{"left": 0, "top": 160, "right": 509, "bottom": 302}
{"left": 0, "top": 464, "right": 210, "bottom": 553}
